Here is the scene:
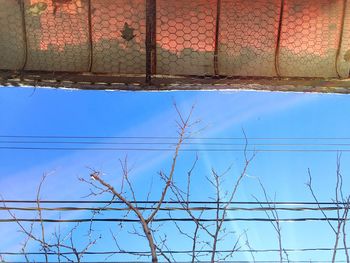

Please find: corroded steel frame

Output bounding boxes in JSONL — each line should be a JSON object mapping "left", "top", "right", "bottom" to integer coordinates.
{"left": 1, "top": 70, "right": 350, "bottom": 94}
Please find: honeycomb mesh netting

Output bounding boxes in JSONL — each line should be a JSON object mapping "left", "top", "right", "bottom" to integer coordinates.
{"left": 157, "top": 0, "right": 216, "bottom": 76}
{"left": 0, "top": 0, "right": 350, "bottom": 79}
{"left": 91, "top": 0, "right": 146, "bottom": 74}
{"left": 24, "top": 0, "right": 90, "bottom": 71}
{"left": 0, "top": 1, "right": 26, "bottom": 70}
{"left": 278, "top": 0, "right": 344, "bottom": 78}
{"left": 218, "top": 0, "right": 281, "bottom": 77}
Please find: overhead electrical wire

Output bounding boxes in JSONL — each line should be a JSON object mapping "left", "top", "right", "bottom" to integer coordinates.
{"left": 1, "top": 146, "right": 350, "bottom": 152}
{"left": 1, "top": 200, "right": 346, "bottom": 222}
{"left": 1, "top": 200, "right": 347, "bottom": 262}
{"left": 3, "top": 140, "right": 350, "bottom": 147}
{"left": 2, "top": 200, "right": 349, "bottom": 205}
{"left": 1, "top": 135, "right": 350, "bottom": 140}
{"left": 1, "top": 135, "right": 350, "bottom": 151}
{"left": 0, "top": 217, "right": 348, "bottom": 223}
{"left": 0, "top": 261, "right": 348, "bottom": 263}
{"left": 1, "top": 247, "right": 349, "bottom": 255}
{"left": 1, "top": 205, "right": 347, "bottom": 212}
{"left": 0, "top": 200, "right": 349, "bottom": 212}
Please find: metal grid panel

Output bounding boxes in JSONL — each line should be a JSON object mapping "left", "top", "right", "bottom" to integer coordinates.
{"left": 24, "top": 0, "right": 90, "bottom": 72}
{"left": 0, "top": 0, "right": 26, "bottom": 70}
{"left": 156, "top": 0, "right": 216, "bottom": 76}
{"left": 337, "top": 1, "right": 350, "bottom": 78}
{"left": 1, "top": 0, "right": 350, "bottom": 89}
{"left": 278, "top": 0, "right": 343, "bottom": 78}
{"left": 91, "top": 0, "right": 146, "bottom": 74}
{"left": 218, "top": 0, "right": 281, "bottom": 77}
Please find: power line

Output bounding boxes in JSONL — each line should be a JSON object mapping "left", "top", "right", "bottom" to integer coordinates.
{"left": 0, "top": 146, "right": 349, "bottom": 152}
{"left": 0, "top": 217, "right": 348, "bottom": 223}
{"left": 3, "top": 140, "right": 350, "bottom": 147}
{"left": 1, "top": 205, "right": 346, "bottom": 212}
{"left": 0, "top": 262, "right": 343, "bottom": 263}
{"left": 2, "top": 135, "right": 350, "bottom": 152}
{"left": 2, "top": 200, "right": 348, "bottom": 213}
{"left": 1, "top": 135, "right": 350, "bottom": 140}
{"left": 2, "top": 200, "right": 348, "bottom": 205}
{"left": 0, "top": 247, "right": 349, "bottom": 255}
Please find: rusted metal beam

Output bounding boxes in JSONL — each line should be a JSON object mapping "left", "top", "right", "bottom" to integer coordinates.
{"left": 19, "top": 0, "right": 28, "bottom": 71}
{"left": 214, "top": 0, "right": 221, "bottom": 76}
{"left": 275, "top": 0, "right": 285, "bottom": 77}
{"left": 146, "top": 0, "right": 157, "bottom": 84}
{"left": 335, "top": 0, "right": 348, "bottom": 78}
{"left": 1, "top": 70, "right": 350, "bottom": 94}
{"left": 87, "top": 0, "right": 94, "bottom": 72}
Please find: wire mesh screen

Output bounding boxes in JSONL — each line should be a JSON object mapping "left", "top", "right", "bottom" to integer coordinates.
{"left": 279, "top": 0, "right": 343, "bottom": 78}
{"left": 157, "top": 0, "right": 216, "bottom": 76}
{"left": 91, "top": 0, "right": 146, "bottom": 74}
{"left": 0, "top": 0, "right": 350, "bottom": 91}
{"left": 24, "top": 0, "right": 90, "bottom": 71}
{"left": 0, "top": 0, "right": 26, "bottom": 70}
{"left": 218, "top": 0, "right": 280, "bottom": 77}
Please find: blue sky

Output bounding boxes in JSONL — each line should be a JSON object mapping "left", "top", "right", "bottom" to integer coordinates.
{"left": 1, "top": 87, "right": 350, "bottom": 262}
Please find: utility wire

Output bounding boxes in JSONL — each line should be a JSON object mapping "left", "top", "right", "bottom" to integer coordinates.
{"left": 1, "top": 247, "right": 349, "bottom": 255}
{"left": 3, "top": 140, "right": 350, "bottom": 146}
{"left": 1, "top": 146, "right": 350, "bottom": 152}
{"left": 1, "top": 135, "right": 350, "bottom": 140}
{"left": 0, "top": 262, "right": 345, "bottom": 263}
{"left": 2, "top": 136, "right": 350, "bottom": 151}
{"left": 1, "top": 205, "right": 347, "bottom": 212}
{"left": 2, "top": 200, "right": 348, "bottom": 205}
{"left": 0, "top": 217, "right": 348, "bottom": 223}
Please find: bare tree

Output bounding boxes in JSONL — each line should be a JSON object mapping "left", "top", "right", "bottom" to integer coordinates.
{"left": 307, "top": 153, "right": 350, "bottom": 263}
{"left": 252, "top": 180, "right": 287, "bottom": 263}
{"left": 168, "top": 131, "right": 256, "bottom": 262}
{"left": 4, "top": 110, "right": 350, "bottom": 263}
{"left": 1, "top": 172, "right": 100, "bottom": 263}
{"left": 85, "top": 103, "right": 196, "bottom": 263}
{"left": 168, "top": 154, "right": 208, "bottom": 262}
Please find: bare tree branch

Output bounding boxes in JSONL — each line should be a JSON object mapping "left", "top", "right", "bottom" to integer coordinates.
{"left": 36, "top": 173, "right": 49, "bottom": 263}
{"left": 147, "top": 103, "right": 194, "bottom": 223}
{"left": 253, "top": 179, "right": 284, "bottom": 263}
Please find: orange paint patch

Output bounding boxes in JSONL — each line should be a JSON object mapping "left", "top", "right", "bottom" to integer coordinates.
{"left": 27, "top": 0, "right": 87, "bottom": 51}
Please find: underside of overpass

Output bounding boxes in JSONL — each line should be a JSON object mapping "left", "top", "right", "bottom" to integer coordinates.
{"left": 0, "top": 0, "right": 350, "bottom": 93}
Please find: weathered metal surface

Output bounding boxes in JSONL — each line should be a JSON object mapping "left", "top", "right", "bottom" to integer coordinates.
{"left": 0, "top": 0, "right": 350, "bottom": 92}
{"left": 156, "top": 0, "right": 217, "bottom": 76}
{"left": 0, "top": 1, "right": 26, "bottom": 70}
{"left": 278, "top": 0, "right": 343, "bottom": 78}
{"left": 1, "top": 71, "right": 350, "bottom": 94}
{"left": 24, "top": 0, "right": 90, "bottom": 71}
{"left": 219, "top": 0, "right": 281, "bottom": 77}
{"left": 91, "top": 0, "right": 146, "bottom": 74}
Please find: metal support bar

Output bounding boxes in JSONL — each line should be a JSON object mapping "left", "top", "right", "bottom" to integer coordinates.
{"left": 214, "top": 0, "right": 221, "bottom": 76}
{"left": 275, "top": 0, "right": 285, "bottom": 77}
{"left": 87, "top": 0, "right": 94, "bottom": 72}
{"left": 2, "top": 70, "right": 350, "bottom": 94}
{"left": 335, "top": 0, "right": 348, "bottom": 78}
{"left": 146, "top": 0, "right": 157, "bottom": 84}
{"left": 20, "top": 0, "right": 28, "bottom": 71}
